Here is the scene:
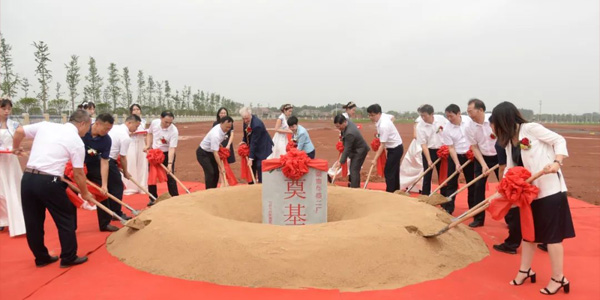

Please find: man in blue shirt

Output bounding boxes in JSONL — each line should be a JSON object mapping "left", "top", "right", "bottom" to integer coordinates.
{"left": 81, "top": 113, "right": 118, "bottom": 232}
{"left": 287, "top": 116, "right": 315, "bottom": 159}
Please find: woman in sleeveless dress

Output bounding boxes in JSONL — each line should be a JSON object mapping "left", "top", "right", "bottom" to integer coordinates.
{"left": 0, "top": 98, "right": 26, "bottom": 237}
{"left": 213, "top": 107, "right": 236, "bottom": 164}
{"left": 123, "top": 104, "right": 149, "bottom": 195}
{"left": 269, "top": 104, "right": 293, "bottom": 158}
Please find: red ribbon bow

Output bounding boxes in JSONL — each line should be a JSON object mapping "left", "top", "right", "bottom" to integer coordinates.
{"left": 218, "top": 147, "right": 238, "bottom": 186}
{"left": 286, "top": 140, "right": 297, "bottom": 152}
{"left": 263, "top": 148, "right": 328, "bottom": 180}
{"left": 146, "top": 149, "right": 168, "bottom": 185}
{"left": 63, "top": 161, "right": 106, "bottom": 206}
{"left": 488, "top": 166, "right": 540, "bottom": 242}
{"left": 335, "top": 141, "right": 348, "bottom": 177}
{"left": 370, "top": 138, "right": 387, "bottom": 176}
{"left": 436, "top": 145, "right": 450, "bottom": 183}
{"left": 237, "top": 144, "right": 253, "bottom": 182}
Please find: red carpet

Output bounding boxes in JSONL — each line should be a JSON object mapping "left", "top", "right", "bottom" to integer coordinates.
{"left": 1, "top": 182, "right": 598, "bottom": 300}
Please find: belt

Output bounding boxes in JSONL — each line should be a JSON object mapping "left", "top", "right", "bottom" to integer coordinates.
{"left": 24, "top": 168, "right": 55, "bottom": 176}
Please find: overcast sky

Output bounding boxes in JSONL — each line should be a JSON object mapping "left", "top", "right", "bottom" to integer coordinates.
{"left": 1, "top": 0, "right": 598, "bottom": 114}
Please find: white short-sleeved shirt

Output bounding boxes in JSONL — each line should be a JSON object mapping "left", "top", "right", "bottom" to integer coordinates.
{"left": 377, "top": 115, "right": 403, "bottom": 148}
{"left": 149, "top": 119, "right": 178, "bottom": 152}
{"left": 24, "top": 122, "right": 85, "bottom": 176}
{"left": 278, "top": 113, "right": 289, "bottom": 130}
{"left": 342, "top": 112, "right": 351, "bottom": 120}
{"left": 415, "top": 115, "right": 446, "bottom": 124}
{"left": 416, "top": 116, "right": 447, "bottom": 149}
{"left": 108, "top": 124, "right": 133, "bottom": 160}
{"left": 135, "top": 119, "right": 147, "bottom": 132}
{"left": 442, "top": 116, "right": 471, "bottom": 154}
{"left": 465, "top": 113, "right": 497, "bottom": 156}
{"left": 200, "top": 124, "right": 227, "bottom": 152}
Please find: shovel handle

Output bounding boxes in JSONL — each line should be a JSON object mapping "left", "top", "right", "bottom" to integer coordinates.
{"left": 448, "top": 164, "right": 500, "bottom": 199}
{"left": 247, "top": 159, "right": 257, "bottom": 184}
{"left": 406, "top": 157, "right": 441, "bottom": 192}
{"left": 331, "top": 153, "right": 343, "bottom": 184}
{"left": 430, "top": 160, "right": 472, "bottom": 195}
{"left": 159, "top": 164, "right": 191, "bottom": 193}
{"left": 62, "top": 178, "right": 126, "bottom": 223}
{"left": 122, "top": 173, "right": 157, "bottom": 201}
{"left": 85, "top": 180, "right": 138, "bottom": 214}
{"left": 363, "top": 164, "right": 375, "bottom": 190}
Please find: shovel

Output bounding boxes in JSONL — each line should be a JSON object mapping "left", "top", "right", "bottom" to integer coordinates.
{"left": 124, "top": 173, "right": 157, "bottom": 202}
{"left": 247, "top": 159, "right": 258, "bottom": 184}
{"left": 421, "top": 169, "right": 545, "bottom": 238}
{"left": 418, "top": 160, "right": 475, "bottom": 206}
{"left": 396, "top": 157, "right": 441, "bottom": 196}
{"left": 438, "top": 164, "right": 500, "bottom": 207}
{"left": 159, "top": 164, "right": 191, "bottom": 194}
{"left": 62, "top": 178, "right": 146, "bottom": 230}
{"left": 363, "top": 164, "right": 375, "bottom": 190}
{"left": 86, "top": 180, "right": 141, "bottom": 216}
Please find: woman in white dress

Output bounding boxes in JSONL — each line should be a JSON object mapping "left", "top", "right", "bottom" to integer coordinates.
{"left": 269, "top": 104, "right": 293, "bottom": 158}
{"left": 0, "top": 98, "right": 26, "bottom": 237}
{"left": 77, "top": 101, "right": 96, "bottom": 123}
{"left": 342, "top": 101, "right": 357, "bottom": 120}
{"left": 122, "top": 104, "right": 149, "bottom": 195}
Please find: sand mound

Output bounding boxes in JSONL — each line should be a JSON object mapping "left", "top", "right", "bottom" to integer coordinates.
{"left": 107, "top": 185, "right": 488, "bottom": 291}
{"left": 417, "top": 193, "right": 450, "bottom": 206}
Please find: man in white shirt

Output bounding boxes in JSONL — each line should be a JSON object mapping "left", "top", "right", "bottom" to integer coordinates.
{"left": 465, "top": 98, "right": 500, "bottom": 227}
{"left": 145, "top": 111, "right": 179, "bottom": 205}
{"left": 197, "top": 116, "right": 233, "bottom": 189}
{"left": 11, "top": 110, "right": 94, "bottom": 268}
{"left": 367, "top": 104, "right": 404, "bottom": 193}
{"left": 106, "top": 115, "right": 141, "bottom": 219}
{"left": 416, "top": 104, "right": 448, "bottom": 195}
{"left": 441, "top": 104, "right": 475, "bottom": 215}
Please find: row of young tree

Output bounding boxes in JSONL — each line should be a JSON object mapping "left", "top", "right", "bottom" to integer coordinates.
{"left": 0, "top": 34, "right": 244, "bottom": 116}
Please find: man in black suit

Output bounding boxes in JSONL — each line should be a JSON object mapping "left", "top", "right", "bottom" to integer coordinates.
{"left": 332, "top": 114, "right": 370, "bottom": 188}
{"left": 239, "top": 107, "right": 273, "bottom": 183}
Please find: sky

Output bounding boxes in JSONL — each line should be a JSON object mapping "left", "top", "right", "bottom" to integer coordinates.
{"left": 1, "top": 0, "right": 598, "bottom": 114}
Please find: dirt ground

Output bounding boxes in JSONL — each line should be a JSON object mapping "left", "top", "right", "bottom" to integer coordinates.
{"left": 16, "top": 120, "right": 600, "bottom": 205}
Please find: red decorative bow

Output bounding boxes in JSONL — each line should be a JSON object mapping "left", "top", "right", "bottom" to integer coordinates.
{"left": 146, "top": 149, "right": 168, "bottom": 185}
{"left": 466, "top": 149, "right": 475, "bottom": 161}
{"left": 63, "top": 161, "right": 106, "bottom": 206}
{"left": 263, "top": 148, "right": 328, "bottom": 180}
{"left": 488, "top": 166, "right": 540, "bottom": 242}
{"left": 218, "top": 147, "right": 238, "bottom": 186}
{"left": 336, "top": 141, "right": 348, "bottom": 177}
{"left": 237, "top": 144, "right": 253, "bottom": 182}
{"left": 436, "top": 145, "right": 450, "bottom": 183}
{"left": 286, "top": 140, "right": 297, "bottom": 152}
{"left": 370, "top": 138, "right": 387, "bottom": 176}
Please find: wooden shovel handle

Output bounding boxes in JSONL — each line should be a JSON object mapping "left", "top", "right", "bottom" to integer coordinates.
{"left": 406, "top": 157, "right": 441, "bottom": 192}
{"left": 448, "top": 164, "right": 500, "bottom": 198}
{"left": 62, "top": 178, "right": 126, "bottom": 223}
{"left": 247, "top": 159, "right": 257, "bottom": 184}
{"left": 125, "top": 175, "right": 157, "bottom": 201}
{"left": 430, "top": 160, "right": 472, "bottom": 195}
{"left": 159, "top": 164, "right": 191, "bottom": 194}
{"left": 363, "top": 164, "right": 375, "bottom": 190}
{"left": 85, "top": 180, "right": 137, "bottom": 212}
{"left": 331, "top": 153, "right": 343, "bottom": 184}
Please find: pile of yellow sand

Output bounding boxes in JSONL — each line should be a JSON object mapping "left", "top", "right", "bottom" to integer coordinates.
{"left": 107, "top": 185, "right": 488, "bottom": 291}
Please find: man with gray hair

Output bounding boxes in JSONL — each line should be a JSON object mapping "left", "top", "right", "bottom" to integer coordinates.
{"left": 11, "top": 110, "right": 95, "bottom": 268}
{"left": 239, "top": 107, "right": 273, "bottom": 183}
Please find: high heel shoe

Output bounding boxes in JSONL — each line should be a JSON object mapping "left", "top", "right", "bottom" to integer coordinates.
{"left": 540, "top": 276, "right": 570, "bottom": 295}
{"left": 510, "top": 268, "right": 536, "bottom": 285}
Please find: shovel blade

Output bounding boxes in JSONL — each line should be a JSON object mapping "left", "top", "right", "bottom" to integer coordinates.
{"left": 124, "top": 217, "right": 152, "bottom": 230}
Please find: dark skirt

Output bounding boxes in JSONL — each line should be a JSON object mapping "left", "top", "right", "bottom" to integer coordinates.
{"left": 526, "top": 192, "right": 575, "bottom": 244}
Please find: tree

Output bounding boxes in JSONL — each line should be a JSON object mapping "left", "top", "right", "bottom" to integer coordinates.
{"left": 107, "top": 62, "right": 121, "bottom": 110}
{"left": 33, "top": 41, "right": 52, "bottom": 113}
{"left": 65, "top": 55, "right": 81, "bottom": 111}
{"left": 0, "top": 34, "right": 20, "bottom": 98}
{"left": 83, "top": 57, "right": 103, "bottom": 104}
{"left": 19, "top": 97, "right": 39, "bottom": 114}
{"left": 182, "top": 85, "right": 191, "bottom": 110}
{"left": 164, "top": 80, "right": 171, "bottom": 108}
{"left": 136, "top": 70, "right": 145, "bottom": 105}
{"left": 156, "top": 81, "right": 163, "bottom": 108}
{"left": 48, "top": 99, "right": 69, "bottom": 114}
{"left": 55, "top": 82, "right": 63, "bottom": 100}
{"left": 21, "top": 78, "right": 30, "bottom": 98}
{"left": 147, "top": 75, "right": 155, "bottom": 107}
{"left": 122, "top": 67, "right": 132, "bottom": 107}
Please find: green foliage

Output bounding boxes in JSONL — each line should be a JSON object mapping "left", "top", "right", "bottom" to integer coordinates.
{"left": 107, "top": 62, "right": 121, "bottom": 110}
{"left": 20, "top": 78, "right": 30, "bottom": 98}
{"left": 83, "top": 57, "right": 102, "bottom": 103}
{"left": 95, "top": 102, "right": 111, "bottom": 114}
{"left": 121, "top": 67, "right": 132, "bottom": 107}
{"left": 65, "top": 55, "right": 80, "bottom": 111}
{"left": 48, "top": 98, "right": 69, "bottom": 114}
{"left": 137, "top": 70, "right": 145, "bottom": 105}
{"left": 19, "top": 97, "right": 39, "bottom": 113}
{"left": 33, "top": 41, "right": 52, "bottom": 112}
{"left": 0, "top": 34, "right": 20, "bottom": 98}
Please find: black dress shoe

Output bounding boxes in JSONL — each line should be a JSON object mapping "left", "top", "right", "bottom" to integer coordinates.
{"left": 113, "top": 213, "right": 132, "bottom": 221}
{"left": 493, "top": 243, "right": 517, "bottom": 254}
{"left": 100, "top": 224, "right": 119, "bottom": 232}
{"left": 468, "top": 220, "right": 484, "bottom": 228}
{"left": 537, "top": 243, "right": 548, "bottom": 252}
{"left": 147, "top": 200, "right": 156, "bottom": 207}
{"left": 60, "top": 256, "right": 88, "bottom": 268}
{"left": 35, "top": 256, "right": 59, "bottom": 267}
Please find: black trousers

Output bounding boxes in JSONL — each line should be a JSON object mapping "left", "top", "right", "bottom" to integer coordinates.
{"left": 384, "top": 144, "right": 404, "bottom": 193}
{"left": 307, "top": 150, "right": 316, "bottom": 159}
{"left": 472, "top": 155, "right": 500, "bottom": 223}
{"left": 441, "top": 153, "right": 475, "bottom": 215}
{"left": 421, "top": 148, "right": 442, "bottom": 195}
{"left": 148, "top": 152, "right": 179, "bottom": 201}
{"left": 503, "top": 207, "right": 522, "bottom": 250}
{"left": 196, "top": 147, "right": 219, "bottom": 189}
{"left": 86, "top": 160, "right": 115, "bottom": 230}
{"left": 349, "top": 149, "right": 369, "bottom": 188}
{"left": 21, "top": 172, "right": 78, "bottom": 263}
{"left": 250, "top": 158, "right": 264, "bottom": 183}
{"left": 108, "top": 159, "right": 124, "bottom": 216}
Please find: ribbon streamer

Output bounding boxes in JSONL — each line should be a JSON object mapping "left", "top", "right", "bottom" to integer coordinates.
{"left": 146, "top": 149, "right": 168, "bottom": 185}
{"left": 370, "top": 138, "right": 387, "bottom": 177}
{"left": 218, "top": 147, "right": 238, "bottom": 186}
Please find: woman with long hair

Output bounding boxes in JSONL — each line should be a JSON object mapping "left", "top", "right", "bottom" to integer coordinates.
{"left": 213, "top": 107, "right": 236, "bottom": 164}
{"left": 123, "top": 104, "right": 149, "bottom": 195}
{"left": 0, "top": 97, "right": 26, "bottom": 236}
{"left": 491, "top": 101, "right": 574, "bottom": 295}
{"left": 342, "top": 101, "right": 357, "bottom": 120}
{"left": 269, "top": 104, "right": 293, "bottom": 158}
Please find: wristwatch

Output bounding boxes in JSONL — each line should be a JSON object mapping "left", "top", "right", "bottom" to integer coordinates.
{"left": 553, "top": 160, "right": 563, "bottom": 166}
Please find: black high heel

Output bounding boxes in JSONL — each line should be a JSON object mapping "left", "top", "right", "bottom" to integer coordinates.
{"left": 511, "top": 268, "right": 537, "bottom": 285}
{"left": 541, "top": 276, "right": 570, "bottom": 295}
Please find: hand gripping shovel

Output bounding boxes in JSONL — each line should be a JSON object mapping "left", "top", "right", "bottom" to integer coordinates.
{"left": 438, "top": 164, "right": 500, "bottom": 207}
{"left": 395, "top": 157, "right": 441, "bottom": 196}
{"left": 61, "top": 178, "right": 147, "bottom": 230}
{"left": 363, "top": 164, "right": 375, "bottom": 190}
{"left": 159, "top": 164, "right": 191, "bottom": 194}
{"left": 420, "top": 169, "right": 545, "bottom": 238}
{"left": 86, "top": 180, "right": 141, "bottom": 216}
